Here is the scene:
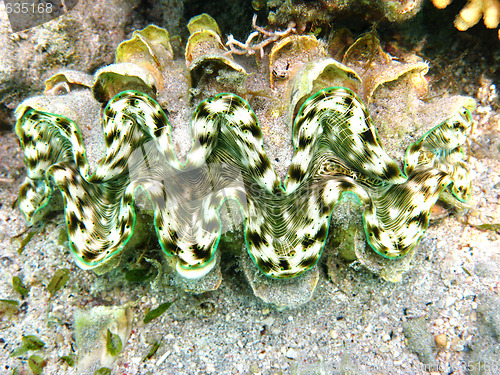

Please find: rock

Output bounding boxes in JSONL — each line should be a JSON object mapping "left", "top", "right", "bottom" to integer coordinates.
{"left": 469, "top": 299, "right": 500, "bottom": 375}
{"left": 0, "top": 0, "right": 141, "bottom": 128}
{"left": 434, "top": 333, "right": 448, "bottom": 348}
{"left": 477, "top": 293, "right": 500, "bottom": 338}
{"left": 285, "top": 347, "right": 299, "bottom": 359}
{"left": 474, "top": 260, "right": 500, "bottom": 278}
{"left": 402, "top": 317, "right": 436, "bottom": 366}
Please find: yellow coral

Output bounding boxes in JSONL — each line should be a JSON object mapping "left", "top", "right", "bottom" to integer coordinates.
{"left": 432, "top": 0, "right": 452, "bottom": 9}
{"left": 432, "top": 0, "right": 500, "bottom": 38}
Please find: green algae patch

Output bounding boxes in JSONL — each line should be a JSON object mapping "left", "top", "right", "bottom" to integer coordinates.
{"left": 106, "top": 329, "right": 123, "bottom": 356}
{"left": 0, "top": 299, "right": 19, "bottom": 318}
{"left": 94, "top": 368, "right": 112, "bottom": 375}
{"left": 28, "top": 354, "right": 47, "bottom": 375}
{"left": 10, "top": 345, "right": 29, "bottom": 358}
{"left": 47, "top": 268, "right": 70, "bottom": 297}
{"left": 142, "top": 340, "right": 162, "bottom": 362}
{"left": 143, "top": 301, "right": 174, "bottom": 324}
{"left": 12, "top": 276, "right": 29, "bottom": 296}
{"left": 124, "top": 267, "right": 154, "bottom": 283}
{"left": 22, "top": 335, "right": 45, "bottom": 350}
{"left": 60, "top": 354, "right": 76, "bottom": 367}
{"left": 14, "top": 227, "right": 38, "bottom": 255}
{"left": 10, "top": 334, "right": 46, "bottom": 358}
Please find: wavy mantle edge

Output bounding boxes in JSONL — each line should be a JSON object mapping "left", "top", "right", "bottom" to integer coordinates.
{"left": 15, "top": 86, "right": 473, "bottom": 279}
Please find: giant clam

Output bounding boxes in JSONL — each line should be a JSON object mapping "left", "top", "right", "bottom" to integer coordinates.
{"left": 14, "top": 16, "right": 475, "bottom": 306}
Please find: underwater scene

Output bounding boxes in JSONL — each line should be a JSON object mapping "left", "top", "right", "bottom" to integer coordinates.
{"left": 0, "top": 0, "right": 499, "bottom": 374}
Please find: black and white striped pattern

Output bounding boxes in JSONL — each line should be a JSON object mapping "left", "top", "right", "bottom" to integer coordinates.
{"left": 15, "top": 88, "right": 473, "bottom": 278}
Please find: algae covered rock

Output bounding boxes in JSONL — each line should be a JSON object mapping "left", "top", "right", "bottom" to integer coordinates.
{"left": 265, "top": 0, "right": 425, "bottom": 28}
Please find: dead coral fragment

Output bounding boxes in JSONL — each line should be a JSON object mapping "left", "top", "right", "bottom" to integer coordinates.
{"left": 433, "top": 0, "right": 500, "bottom": 38}
{"left": 225, "top": 14, "right": 297, "bottom": 58}
{"left": 74, "top": 304, "right": 132, "bottom": 373}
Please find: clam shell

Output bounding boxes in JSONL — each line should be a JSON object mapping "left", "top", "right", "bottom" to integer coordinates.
{"left": 92, "top": 63, "right": 157, "bottom": 103}
{"left": 366, "top": 61, "right": 429, "bottom": 103}
{"left": 187, "top": 13, "right": 222, "bottom": 36}
{"left": 287, "top": 58, "right": 362, "bottom": 121}
{"left": 116, "top": 25, "right": 173, "bottom": 91}
{"left": 185, "top": 30, "right": 226, "bottom": 66}
{"left": 342, "top": 33, "right": 429, "bottom": 103}
{"left": 184, "top": 13, "right": 246, "bottom": 97}
{"left": 116, "top": 25, "right": 173, "bottom": 69}
{"left": 188, "top": 54, "right": 247, "bottom": 103}
{"left": 44, "top": 70, "right": 93, "bottom": 96}
{"left": 269, "top": 35, "right": 327, "bottom": 87}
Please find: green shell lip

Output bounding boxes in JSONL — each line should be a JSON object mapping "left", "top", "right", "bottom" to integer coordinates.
{"left": 15, "top": 86, "right": 473, "bottom": 279}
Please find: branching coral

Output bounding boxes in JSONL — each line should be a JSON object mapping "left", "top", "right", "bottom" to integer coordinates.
{"left": 225, "top": 14, "right": 297, "bottom": 58}
{"left": 432, "top": 0, "right": 500, "bottom": 38}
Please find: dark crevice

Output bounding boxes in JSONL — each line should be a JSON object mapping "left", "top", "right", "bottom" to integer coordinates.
{"left": 183, "top": 0, "right": 255, "bottom": 40}
{"left": 0, "top": 104, "right": 13, "bottom": 132}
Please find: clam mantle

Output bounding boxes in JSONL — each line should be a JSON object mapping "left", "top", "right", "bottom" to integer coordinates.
{"left": 14, "top": 20, "right": 475, "bottom": 289}
{"left": 15, "top": 88, "right": 473, "bottom": 279}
